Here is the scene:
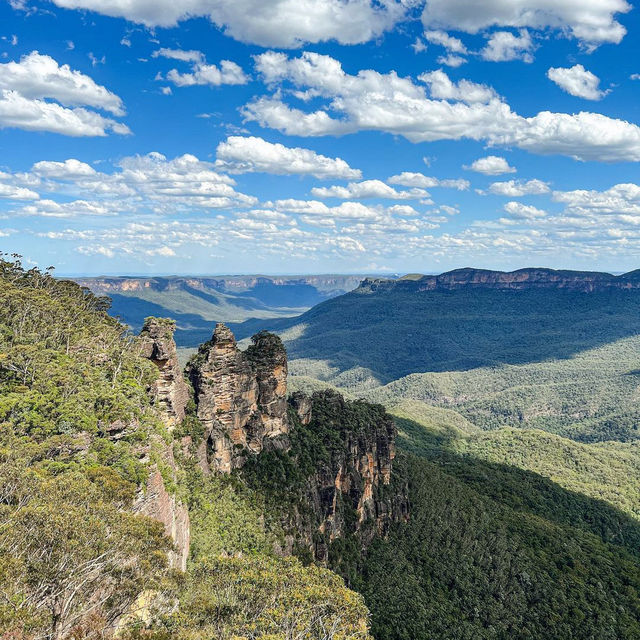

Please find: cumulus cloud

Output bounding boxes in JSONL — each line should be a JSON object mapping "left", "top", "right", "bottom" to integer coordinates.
{"left": 0, "top": 152, "right": 257, "bottom": 218}
{"left": 424, "top": 30, "right": 467, "bottom": 54}
{"left": 48, "top": 0, "right": 408, "bottom": 47}
{"left": 466, "top": 156, "right": 517, "bottom": 175}
{"left": 553, "top": 183, "right": 640, "bottom": 215}
{"left": 420, "top": 69, "right": 497, "bottom": 103}
{"left": 215, "top": 136, "right": 361, "bottom": 179}
{"left": 0, "top": 51, "right": 124, "bottom": 114}
{"left": 421, "top": 0, "right": 631, "bottom": 47}
{"left": 436, "top": 54, "right": 467, "bottom": 68}
{"left": 489, "top": 179, "right": 550, "bottom": 196}
{"left": 0, "top": 52, "right": 129, "bottom": 136}
{"left": 388, "top": 172, "right": 470, "bottom": 190}
{"left": 310, "top": 179, "right": 428, "bottom": 200}
{"left": 547, "top": 64, "right": 608, "bottom": 100}
{"left": 246, "top": 52, "right": 640, "bottom": 162}
{"left": 154, "top": 48, "right": 248, "bottom": 88}
{"left": 0, "top": 183, "right": 39, "bottom": 200}
{"left": 32, "top": 159, "right": 97, "bottom": 179}
{"left": 481, "top": 30, "right": 534, "bottom": 62}
{"left": 503, "top": 201, "right": 547, "bottom": 219}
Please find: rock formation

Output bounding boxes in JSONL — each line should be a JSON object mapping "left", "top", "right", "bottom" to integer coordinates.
{"left": 298, "top": 391, "right": 408, "bottom": 561}
{"left": 137, "top": 318, "right": 191, "bottom": 571}
{"left": 360, "top": 267, "right": 640, "bottom": 294}
{"left": 139, "top": 317, "right": 189, "bottom": 431}
{"left": 134, "top": 460, "right": 190, "bottom": 571}
{"left": 187, "top": 324, "right": 289, "bottom": 473}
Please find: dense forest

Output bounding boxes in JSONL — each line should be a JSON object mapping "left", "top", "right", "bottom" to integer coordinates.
{"left": 1, "top": 257, "right": 639, "bottom": 639}
{"left": 0, "top": 256, "right": 369, "bottom": 640}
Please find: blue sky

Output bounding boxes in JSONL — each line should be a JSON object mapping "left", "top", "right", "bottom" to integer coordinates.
{"left": 1, "top": 0, "right": 639, "bottom": 275}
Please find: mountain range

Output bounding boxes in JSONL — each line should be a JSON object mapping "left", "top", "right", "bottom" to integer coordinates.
{"left": 3, "top": 260, "right": 639, "bottom": 639}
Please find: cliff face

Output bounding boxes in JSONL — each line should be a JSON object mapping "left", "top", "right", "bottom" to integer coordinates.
{"left": 76, "top": 274, "right": 367, "bottom": 295}
{"left": 137, "top": 318, "right": 191, "bottom": 571}
{"left": 139, "top": 318, "right": 189, "bottom": 431}
{"left": 187, "top": 324, "right": 289, "bottom": 474}
{"left": 360, "top": 267, "right": 640, "bottom": 294}
{"left": 296, "top": 392, "right": 408, "bottom": 562}
{"left": 183, "top": 324, "right": 406, "bottom": 562}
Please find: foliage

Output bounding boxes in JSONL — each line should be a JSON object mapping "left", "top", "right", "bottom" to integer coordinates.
{"left": 0, "top": 254, "right": 160, "bottom": 440}
{"left": 275, "top": 284, "right": 640, "bottom": 442}
{"left": 357, "top": 454, "right": 640, "bottom": 640}
{"left": 0, "top": 445, "right": 170, "bottom": 640}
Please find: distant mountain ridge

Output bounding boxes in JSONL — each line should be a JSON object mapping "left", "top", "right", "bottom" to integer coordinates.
{"left": 74, "top": 274, "right": 372, "bottom": 346}
{"left": 361, "top": 267, "right": 640, "bottom": 293}
{"left": 77, "top": 274, "right": 368, "bottom": 296}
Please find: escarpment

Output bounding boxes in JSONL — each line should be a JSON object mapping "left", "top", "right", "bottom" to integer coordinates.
{"left": 186, "top": 324, "right": 289, "bottom": 473}
{"left": 139, "top": 317, "right": 189, "bottom": 431}
{"left": 184, "top": 324, "right": 407, "bottom": 563}
{"left": 137, "top": 318, "right": 191, "bottom": 571}
{"left": 296, "top": 391, "right": 409, "bottom": 562}
{"left": 360, "top": 267, "right": 640, "bottom": 294}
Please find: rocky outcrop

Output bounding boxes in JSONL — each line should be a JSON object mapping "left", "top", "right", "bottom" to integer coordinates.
{"left": 299, "top": 391, "right": 408, "bottom": 561}
{"left": 134, "top": 463, "right": 190, "bottom": 571}
{"left": 290, "top": 391, "right": 313, "bottom": 425}
{"left": 360, "top": 267, "right": 640, "bottom": 294}
{"left": 137, "top": 318, "right": 191, "bottom": 571}
{"left": 139, "top": 318, "right": 189, "bottom": 431}
{"left": 187, "top": 324, "right": 289, "bottom": 473}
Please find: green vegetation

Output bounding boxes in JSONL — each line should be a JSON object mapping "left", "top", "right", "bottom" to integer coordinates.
{"left": 358, "top": 454, "right": 640, "bottom": 640}
{"left": 0, "top": 256, "right": 372, "bottom": 640}
{"left": 269, "top": 282, "right": 640, "bottom": 442}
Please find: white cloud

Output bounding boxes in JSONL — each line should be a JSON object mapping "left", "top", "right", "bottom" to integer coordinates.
{"left": 48, "top": 0, "right": 408, "bottom": 47}
{"left": 466, "top": 156, "right": 516, "bottom": 175}
{"left": 481, "top": 30, "right": 534, "bottom": 62}
{"left": 631, "top": 74, "right": 640, "bottom": 81}
{"left": 0, "top": 51, "right": 124, "bottom": 114}
{"left": 388, "top": 172, "right": 470, "bottom": 190}
{"left": 503, "top": 201, "right": 547, "bottom": 219}
{"left": 0, "top": 52, "right": 129, "bottom": 136}
{"left": 547, "top": 64, "right": 608, "bottom": 100}
{"left": 154, "top": 49, "right": 248, "bottom": 87}
{"left": 424, "top": 30, "right": 467, "bottom": 54}
{"left": 437, "top": 54, "right": 467, "bottom": 68}
{"left": 152, "top": 48, "right": 204, "bottom": 63}
{"left": 3, "top": 152, "right": 257, "bottom": 217}
{"left": 15, "top": 199, "right": 120, "bottom": 217}
{"left": 310, "top": 179, "right": 428, "bottom": 200}
{"left": 165, "top": 60, "right": 247, "bottom": 87}
{"left": 0, "top": 183, "right": 39, "bottom": 200}
{"left": 32, "top": 159, "right": 97, "bottom": 179}
{"left": 247, "top": 52, "right": 640, "bottom": 162}
{"left": 411, "top": 38, "right": 426, "bottom": 53}
{"left": 489, "top": 179, "right": 550, "bottom": 196}
{"left": 215, "top": 136, "right": 361, "bottom": 179}
{"left": 421, "top": 0, "right": 631, "bottom": 47}
{"left": 0, "top": 90, "right": 130, "bottom": 136}
{"left": 553, "top": 183, "right": 640, "bottom": 215}
{"left": 420, "top": 69, "right": 497, "bottom": 103}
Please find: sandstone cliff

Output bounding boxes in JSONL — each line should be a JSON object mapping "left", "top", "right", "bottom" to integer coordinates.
{"left": 139, "top": 317, "right": 189, "bottom": 431}
{"left": 360, "top": 267, "right": 640, "bottom": 294}
{"left": 187, "top": 324, "right": 289, "bottom": 473}
{"left": 292, "top": 391, "right": 408, "bottom": 562}
{"left": 136, "top": 318, "right": 191, "bottom": 571}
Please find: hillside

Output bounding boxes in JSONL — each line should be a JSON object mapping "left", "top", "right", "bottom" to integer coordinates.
{"left": 262, "top": 268, "right": 640, "bottom": 443}
{"left": 76, "top": 274, "right": 368, "bottom": 347}
{"left": 3, "top": 258, "right": 640, "bottom": 640}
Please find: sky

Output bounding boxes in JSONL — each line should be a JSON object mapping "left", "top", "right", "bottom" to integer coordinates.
{"left": 0, "top": 0, "right": 639, "bottom": 276}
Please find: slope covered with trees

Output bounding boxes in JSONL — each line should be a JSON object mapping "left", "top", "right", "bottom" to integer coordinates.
{"left": 2, "top": 257, "right": 639, "bottom": 640}
{"left": 0, "top": 256, "right": 370, "bottom": 640}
